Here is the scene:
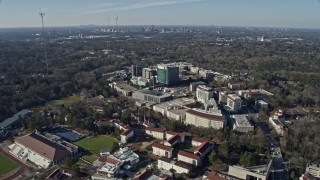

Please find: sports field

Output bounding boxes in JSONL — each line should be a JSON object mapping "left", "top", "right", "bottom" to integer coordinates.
{"left": 75, "top": 135, "right": 118, "bottom": 154}
{"left": 0, "top": 152, "right": 19, "bottom": 176}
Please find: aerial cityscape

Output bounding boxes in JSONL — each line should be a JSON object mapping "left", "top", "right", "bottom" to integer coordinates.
{"left": 0, "top": 0, "right": 320, "bottom": 180}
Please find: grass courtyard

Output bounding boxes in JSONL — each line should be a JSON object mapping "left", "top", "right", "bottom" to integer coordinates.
{"left": 75, "top": 135, "right": 119, "bottom": 154}
{"left": 32, "top": 95, "right": 80, "bottom": 111}
{"left": 0, "top": 153, "right": 19, "bottom": 176}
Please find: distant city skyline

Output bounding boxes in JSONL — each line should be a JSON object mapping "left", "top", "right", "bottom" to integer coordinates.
{"left": 0, "top": 0, "right": 320, "bottom": 29}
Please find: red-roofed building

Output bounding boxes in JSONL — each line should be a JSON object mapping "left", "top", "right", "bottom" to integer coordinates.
{"left": 186, "top": 108, "right": 225, "bottom": 129}
{"left": 133, "top": 170, "right": 171, "bottom": 180}
{"left": 192, "top": 137, "right": 208, "bottom": 147}
{"left": 166, "top": 131, "right": 185, "bottom": 143}
{"left": 164, "top": 134, "right": 180, "bottom": 147}
{"left": 158, "top": 156, "right": 192, "bottom": 174}
{"left": 145, "top": 127, "right": 165, "bottom": 140}
{"left": 194, "top": 142, "right": 213, "bottom": 159}
{"left": 120, "top": 128, "right": 134, "bottom": 143}
{"left": 178, "top": 150, "right": 201, "bottom": 166}
{"left": 152, "top": 143, "right": 173, "bottom": 158}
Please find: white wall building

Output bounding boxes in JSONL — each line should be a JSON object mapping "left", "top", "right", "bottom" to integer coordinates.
{"left": 157, "top": 157, "right": 192, "bottom": 174}
{"left": 185, "top": 109, "right": 225, "bottom": 129}
{"left": 92, "top": 158, "right": 122, "bottom": 180}
{"left": 145, "top": 127, "right": 165, "bottom": 140}
{"left": 152, "top": 143, "right": 173, "bottom": 158}
{"left": 194, "top": 142, "right": 213, "bottom": 159}
{"left": 9, "top": 132, "right": 74, "bottom": 169}
{"left": 178, "top": 150, "right": 201, "bottom": 166}
{"left": 196, "top": 85, "right": 214, "bottom": 103}
{"left": 192, "top": 137, "right": 208, "bottom": 147}
{"left": 120, "top": 129, "right": 134, "bottom": 143}
{"left": 232, "top": 115, "right": 254, "bottom": 133}
{"left": 226, "top": 94, "right": 242, "bottom": 112}
{"left": 164, "top": 134, "right": 180, "bottom": 147}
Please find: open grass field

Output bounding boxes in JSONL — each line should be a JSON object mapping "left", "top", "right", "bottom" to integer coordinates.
{"left": 0, "top": 152, "right": 19, "bottom": 176}
{"left": 32, "top": 95, "right": 80, "bottom": 111}
{"left": 75, "top": 135, "right": 118, "bottom": 154}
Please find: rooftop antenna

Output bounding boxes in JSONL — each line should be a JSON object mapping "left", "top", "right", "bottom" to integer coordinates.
{"left": 115, "top": 15, "right": 119, "bottom": 32}
{"left": 39, "top": 9, "right": 49, "bottom": 75}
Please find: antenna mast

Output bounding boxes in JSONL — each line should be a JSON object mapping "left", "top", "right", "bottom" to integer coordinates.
{"left": 115, "top": 15, "right": 119, "bottom": 32}
{"left": 39, "top": 10, "right": 49, "bottom": 75}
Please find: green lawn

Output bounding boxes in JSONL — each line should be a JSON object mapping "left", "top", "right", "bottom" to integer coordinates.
{"left": 82, "top": 155, "right": 98, "bottom": 163}
{"left": 51, "top": 96, "right": 80, "bottom": 105}
{"left": 183, "top": 147, "right": 196, "bottom": 153}
{"left": 75, "top": 135, "right": 118, "bottom": 154}
{"left": 32, "top": 95, "right": 80, "bottom": 111}
{"left": 0, "top": 153, "right": 19, "bottom": 176}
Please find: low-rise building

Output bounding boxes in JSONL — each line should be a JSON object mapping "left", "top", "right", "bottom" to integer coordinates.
{"left": 185, "top": 108, "right": 225, "bottom": 129}
{"left": 166, "top": 108, "right": 188, "bottom": 121}
{"left": 305, "top": 163, "right": 320, "bottom": 178}
{"left": 92, "top": 158, "right": 123, "bottom": 180}
{"left": 130, "top": 76, "right": 150, "bottom": 87}
{"left": 157, "top": 156, "right": 192, "bottom": 174}
{"left": 228, "top": 160, "right": 272, "bottom": 180}
{"left": 192, "top": 137, "right": 208, "bottom": 147}
{"left": 152, "top": 143, "right": 173, "bottom": 158}
{"left": 232, "top": 115, "right": 254, "bottom": 133}
{"left": 132, "top": 89, "right": 172, "bottom": 104}
{"left": 145, "top": 127, "right": 165, "bottom": 140}
{"left": 178, "top": 150, "right": 201, "bottom": 166}
{"left": 226, "top": 94, "right": 242, "bottom": 112}
{"left": 153, "top": 98, "right": 194, "bottom": 121}
{"left": 194, "top": 142, "right": 213, "bottom": 159}
{"left": 9, "top": 132, "right": 77, "bottom": 168}
{"left": 0, "top": 109, "right": 32, "bottom": 130}
{"left": 164, "top": 134, "right": 180, "bottom": 147}
{"left": 108, "top": 147, "right": 139, "bottom": 165}
{"left": 109, "top": 82, "right": 137, "bottom": 96}
{"left": 166, "top": 131, "right": 185, "bottom": 143}
{"left": 238, "top": 89, "right": 273, "bottom": 100}
{"left": 120, "top": 128, "right": 134, "bottom": 144}
{"left": 269, "top": 115, "right": 285, "bottom": 136}
{"left": 133, "top": 170, "right": 170, "bottom": 180}
{"left": 228, "top": 82, "right": 247, "bottom": 90}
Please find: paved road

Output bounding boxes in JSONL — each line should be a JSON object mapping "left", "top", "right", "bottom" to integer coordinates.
{"left": 254, "top": 120, "right": 289, "bottom": 180}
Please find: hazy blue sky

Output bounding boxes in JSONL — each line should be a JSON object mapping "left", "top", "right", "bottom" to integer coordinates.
{"left": 0, "top": 0, "right": 319, "bottom": 28}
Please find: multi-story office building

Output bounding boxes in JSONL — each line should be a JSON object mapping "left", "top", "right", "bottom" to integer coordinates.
{"left": 142, "top": 68, "right": 157, "bottom": 79}
{"left": 157, "top": 64, "right": 179, "bottom": 86}
{"left": 196, "top": 85, "right": 214, "bottom": 103}
{"left": 131, "top": 65, "right": 146, "bottom": 77}
{"left": 226, "top": 94, "right": 242, "bottom": 112}
{"left": 185, "top": 108, "right": 225, "bottom": 129}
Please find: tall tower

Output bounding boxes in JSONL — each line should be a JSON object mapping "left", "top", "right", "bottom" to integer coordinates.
{"left": 115, "top": 15, "right": 119, "bottom": 32}
{"left": 39, "top": 10, "right": 49, "bottom": 75}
